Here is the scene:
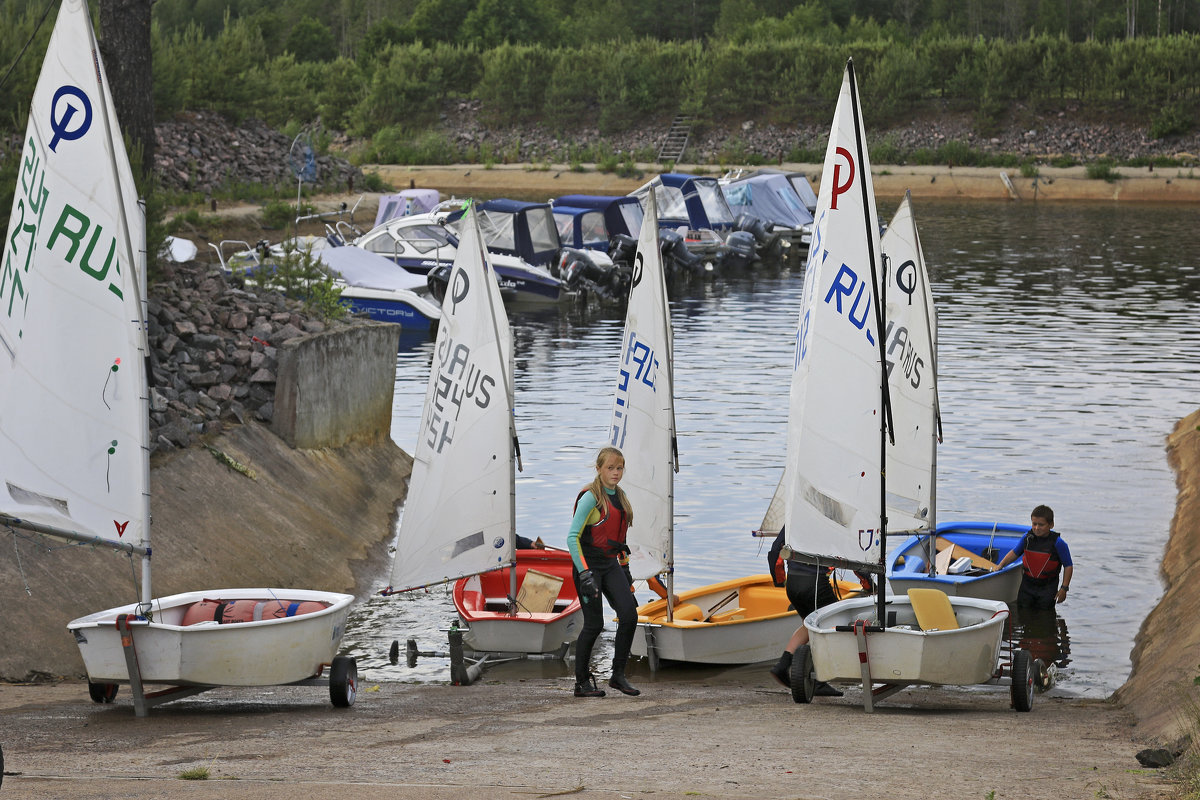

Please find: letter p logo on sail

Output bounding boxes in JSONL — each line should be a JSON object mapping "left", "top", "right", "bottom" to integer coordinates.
{"left": 830, "top": 147, "right": 855, "bottom": 210}
{"left": 48, "top": 85, "right": 93, "bottom": 152}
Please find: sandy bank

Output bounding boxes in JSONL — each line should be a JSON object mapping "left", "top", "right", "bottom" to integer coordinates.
{"left": 366, "top": 161, "right": 1200, "bottom": 204}
{"left": 1114, "top": 408, "right": 1200, "bottom": 746}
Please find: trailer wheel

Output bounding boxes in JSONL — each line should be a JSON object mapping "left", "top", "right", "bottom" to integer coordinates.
{"left": 329, "top": 655, "right": 358, "bottom": 708}
{"left": 790, "top": 644, "right": 815, "bottom": 704}
{"left": 87, "top": 681, "right": 118, "bottom": 703}
{"left": 1010, "top": 649, "right": 1034, "bottom": 712}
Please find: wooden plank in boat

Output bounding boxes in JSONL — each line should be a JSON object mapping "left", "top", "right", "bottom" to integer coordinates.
{"left": 934, "top": 537, "right": 998, "bottom": 570}
{"left": 516, "top": 569, "right": 563, "bottom": 614}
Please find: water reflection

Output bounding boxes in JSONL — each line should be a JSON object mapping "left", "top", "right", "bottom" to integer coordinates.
{"left": 1010, "top": 606, "right": 1072, "bottom": 680}
{"left": 354, "top": 200, "right": 1200, "bottom": 697}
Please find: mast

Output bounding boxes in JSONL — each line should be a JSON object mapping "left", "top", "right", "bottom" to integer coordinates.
{"left": 86, "top": 5, "right": 154, "bottom": 614}
{"left": 846, "top": 58, "right": 892, "bottom": 626}
{"left": 470, "top": 206, "right": 521, "bottom": 607}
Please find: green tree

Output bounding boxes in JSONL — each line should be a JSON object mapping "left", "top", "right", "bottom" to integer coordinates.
{"left": 285, "top": 16, "right": 337, "bottom": 62}
{"left": 462, "top": 0, "right": 557, "bottom": 49}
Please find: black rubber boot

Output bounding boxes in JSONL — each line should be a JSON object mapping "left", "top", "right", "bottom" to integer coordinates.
{"left": 608, "top": 671, "right": 640, "bottom": 696}
{"left": 574, "top": 672, "right": 606, "bottom": 698}
{"left": 769, "top": 650, "right": 793, "bottom": 688}
{"left": 813, "top": 681, "right": 844, "bottom": 697}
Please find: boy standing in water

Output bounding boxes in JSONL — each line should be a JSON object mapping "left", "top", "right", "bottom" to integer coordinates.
{"left": 994, "top": 504, "right": 1073, "bottom": 609}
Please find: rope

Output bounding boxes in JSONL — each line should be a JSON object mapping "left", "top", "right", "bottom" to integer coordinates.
{"left": 0, "top": 0, "right": 57, "bottom": 95}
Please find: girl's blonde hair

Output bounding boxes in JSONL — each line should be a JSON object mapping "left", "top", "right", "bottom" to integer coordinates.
{"left": 586, "top": 446, "right": 633, "bottom": 526}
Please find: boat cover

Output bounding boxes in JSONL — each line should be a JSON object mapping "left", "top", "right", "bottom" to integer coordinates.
{"left": 316, "top": 246, "right": 428, "bottom": 292}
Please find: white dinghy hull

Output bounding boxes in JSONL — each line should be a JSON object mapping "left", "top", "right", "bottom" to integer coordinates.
{"left": 68, "top": 589, "right": 353, "bottom": 687}
{"left": 630, "top": 576, "right": 800, "bottom": 665}
{"left": 805, "top": 594, "right": 1008, "bottom": 686}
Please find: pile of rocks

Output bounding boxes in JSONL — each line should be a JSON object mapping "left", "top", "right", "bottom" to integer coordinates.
{"left": 146, "top": 259, "right": 359, "bottom": 453}
{"left": 154, "top": 112, "right": 363, "bottom": 196}
{"left": 437, "top": 98, "right": 1199, "bottom": 165}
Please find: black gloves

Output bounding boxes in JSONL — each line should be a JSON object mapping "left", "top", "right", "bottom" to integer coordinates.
{"left": 578, "top": 569, "right": 600, "bottom": 599}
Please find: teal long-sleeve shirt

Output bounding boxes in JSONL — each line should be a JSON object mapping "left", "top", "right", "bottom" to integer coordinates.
{"left": 566, "top": 487, "right": 613, "bottom": 573}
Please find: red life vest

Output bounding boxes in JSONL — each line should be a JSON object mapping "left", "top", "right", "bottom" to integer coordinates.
{"left": 1021, "top": 531, "right": 1062, "bottom": 580}
{"left": 575, "top": 488, "right": 628, "bottom": 558}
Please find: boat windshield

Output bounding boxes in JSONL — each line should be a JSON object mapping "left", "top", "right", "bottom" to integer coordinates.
{"left": 556, "top": 210, "right": 607, "bottom": 247}
{"left": 526, "top": 207, "right": 561, "bottom": 252}
{"left": 395, "top": 223, "right": 454, "bottom": 254}
{"left": 654, "top": 185, "right": 688, "bottom": 219}
{"left": 617, "top": 203, "right": 643, "bottom": 237}
{"left": 478, "top": 208, "right": 517, "bottom": 250}
{"left": 695, "top": 179, "right": 735, "bottom": 225}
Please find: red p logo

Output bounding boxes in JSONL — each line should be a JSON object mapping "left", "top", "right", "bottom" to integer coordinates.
{"left": 831, "top": 146, "right": 855, "bottom": 210}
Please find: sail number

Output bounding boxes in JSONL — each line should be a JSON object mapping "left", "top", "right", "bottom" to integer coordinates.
{"left": 1, "top": 137, "right": 49, "bottom": 321}
{"left": 425, "top": 337, "right": 497, "bottom": 453}
{"left": 610, "top": 330, "right": 658, "bottom": 448}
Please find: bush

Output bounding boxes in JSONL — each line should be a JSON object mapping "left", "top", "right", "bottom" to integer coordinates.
{"left": 1150, "top": 104, "right": 1196, "bottom": 139}
{"left": 1085, "top": 160, "right": 1121, "bottom": 182}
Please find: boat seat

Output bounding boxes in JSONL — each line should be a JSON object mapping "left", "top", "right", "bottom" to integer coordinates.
{"left": 737, "top": 584, "right": 789, "bottom": 616}
{"left": 908, "top": 588, "right": 959, "bottom": 631}
{"left": 708, "top": 607, "right": 747, "bottom": 623}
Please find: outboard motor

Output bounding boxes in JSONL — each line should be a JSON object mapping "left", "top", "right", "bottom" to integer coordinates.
{"left": 715, "top": 230, "right": 758, "bottom": 272}
{"left": 608, "top": 234, "right": 638, "bottom": 272}
{"left": 658, "top": 229, "right": 710, "bottom": 279}
{"left": 558, "top": 247, "right": 632, "bottom": 305}
{"left": 735, "top": 214, "right": 785, "bottom": 263}
{"left": 427, "top": 264, "right": 451, "bottom": 303}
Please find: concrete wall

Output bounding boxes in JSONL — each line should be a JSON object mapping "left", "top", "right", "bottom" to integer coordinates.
{"left": 273, "top": 322, "right": 400, "bottom": 449}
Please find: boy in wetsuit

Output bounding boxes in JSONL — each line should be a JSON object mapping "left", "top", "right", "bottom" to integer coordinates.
{"left": 994, "top": 504, "right": 1073, "bottom": 609}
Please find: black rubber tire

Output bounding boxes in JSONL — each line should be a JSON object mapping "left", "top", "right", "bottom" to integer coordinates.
{"left": 1011, "top": 649, "right": 1035, "bottom": 712}
{"left": 789, "top": 644, "right": 815, "bottom": 704}
{"left": 87, "top": 681, "right": 119, "bottom": 703}
{"left": 329, "top": 655, "right": 358, "bottom": 708}
{"left": 405, "top": 638, "right": 419, "bottom": 668}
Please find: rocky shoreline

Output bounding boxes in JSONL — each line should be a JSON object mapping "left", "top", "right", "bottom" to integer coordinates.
{"left": 151, "top": 104, "right": 1200, "bottom": 197}
{"left": 146, "top": 259, "right": 369, "bottom": 453}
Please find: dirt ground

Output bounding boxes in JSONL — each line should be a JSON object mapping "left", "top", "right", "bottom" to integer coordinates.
{"left": 0, "top": 671, "right": 1174, "bottom": 800}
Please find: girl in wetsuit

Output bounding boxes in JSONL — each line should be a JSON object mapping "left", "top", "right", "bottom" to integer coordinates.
{"left": 567, "top": 446, "right": 641, "bottom": 698}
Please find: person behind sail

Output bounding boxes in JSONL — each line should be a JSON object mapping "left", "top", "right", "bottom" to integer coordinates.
{"left": 567, "top": 446, "right": 641, "bottom": 698}
{"left": 766, "top": 527, "right": 871, "bottom": 698}
{"left": 993, "top": 504, "right": 1073, "bottom": 609}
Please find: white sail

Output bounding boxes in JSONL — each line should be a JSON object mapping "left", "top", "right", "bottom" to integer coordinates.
{"left": 0, "top": 0, "right": 148, "bottom": 553}
{"left": 881, "top": 192, "right": 940, "bottom": 534}
{"left": 388, "top": 208, "right": 517, "bottom": 591}
{"left": 784, "top": 61, "right": 884, "bottom": 570}
{"left": 609, "top": 191, "right": 675, "bottom": 581}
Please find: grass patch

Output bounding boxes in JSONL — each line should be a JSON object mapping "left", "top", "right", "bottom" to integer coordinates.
{"left": 1085, "top": 160, "right": 1121, "bottom": 182}
{"left": 178, "top": 766, "right": 210, "bottom": 780}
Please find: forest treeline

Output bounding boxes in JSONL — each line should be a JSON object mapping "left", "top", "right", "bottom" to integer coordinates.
{"left": 1, "top": 0, "right": 1198, "bottom": 162}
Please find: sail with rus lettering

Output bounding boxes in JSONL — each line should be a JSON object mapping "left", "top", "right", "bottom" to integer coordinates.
{"left": 385, "top": 208, "right": 582, "bottom": 656}
{"left": 881, "top": 193, "right": 1027, "bottom": 603}
{"left": 2, "top": 0, "right": 357, "bottom": 716}
{"left": 783, "top": 61, "right": 1032, "bottom": 713}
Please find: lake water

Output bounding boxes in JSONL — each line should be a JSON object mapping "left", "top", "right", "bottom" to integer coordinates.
{"left": 344, "top": 199, "right": 1200, "bottom": 698}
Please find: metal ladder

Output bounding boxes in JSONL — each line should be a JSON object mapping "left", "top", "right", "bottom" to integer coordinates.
{"left": 657, "top": 114, "right": 695, "bottom": 163}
